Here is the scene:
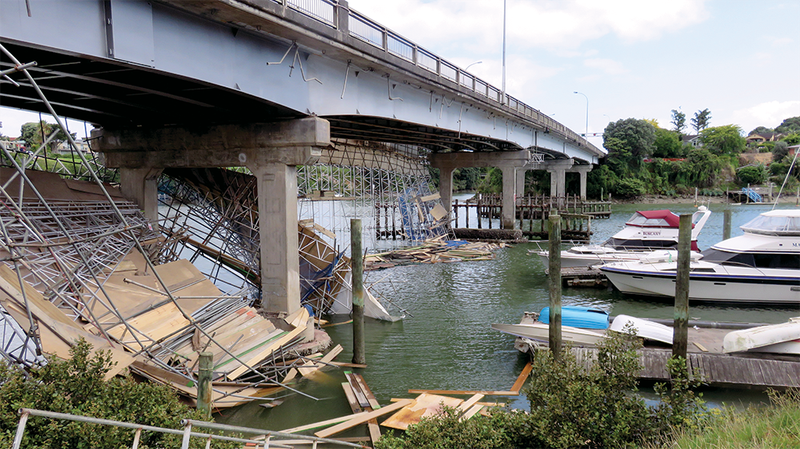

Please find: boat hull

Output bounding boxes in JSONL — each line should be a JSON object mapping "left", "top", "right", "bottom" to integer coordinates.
{"left": 609, "top": 314, "right": 673, "bottom": 344}
{"left": 491, "top": 323, "right": 606, "bottom": 346}
{"left": 723, "top": 318, "right": 800, "bottom": 353}
{"left": 601, "top": 266, "right": 800, "bottom": 305}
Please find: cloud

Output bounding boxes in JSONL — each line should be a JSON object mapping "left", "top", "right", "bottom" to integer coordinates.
{"left": 583, "top": 58, "right": 627, "bottom": 75}
{"left": 732, "top": 101, "right": 800, "bottom": 131}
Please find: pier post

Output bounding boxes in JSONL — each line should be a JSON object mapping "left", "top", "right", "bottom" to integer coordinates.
{"left": 548, "top": 214, "right": 562, "bottom": 361}
{"left": 723, "top": 209, "right": 732, "bottom": 241}
{"left": 197, "top": 352, "right": 213, "bottom": 419}
{"left": 673, "top": 214, "right": 692, "bottom": 359}
{"left": 351, "top": 219, "right": 366, "bottom": 365}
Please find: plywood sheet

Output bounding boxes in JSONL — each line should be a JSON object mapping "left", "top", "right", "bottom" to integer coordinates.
{"left": 381, "top": 393, "right": 463, "bottom": 430}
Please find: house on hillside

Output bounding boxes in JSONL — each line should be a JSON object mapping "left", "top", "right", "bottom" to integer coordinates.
{"left": 746, "top": 132, "right": 785, "bottom": 145}
{"left": 682, "top": 135, "right": 701, "bottom": 148}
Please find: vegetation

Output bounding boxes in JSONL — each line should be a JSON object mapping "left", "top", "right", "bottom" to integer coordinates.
{"left": 650, "top": 389, "right": 800, "bottom": 449}
{"left": 0, "top": 340, "right": 237, "bottom": 449}
{"left": 20, "top": 121, "right": 75, "bottom": 153}
{"left": 376, "top": 329, "right": 709, "bottom": 449}
{"left": 690, "top": 109, "right": 712, "bottom": 134}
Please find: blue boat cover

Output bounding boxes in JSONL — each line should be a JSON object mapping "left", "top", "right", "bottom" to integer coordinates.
{"left": 539, "top": 306, "right": 610, "bottom": 329}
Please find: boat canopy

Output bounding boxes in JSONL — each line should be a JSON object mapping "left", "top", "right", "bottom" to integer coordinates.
{"left": 626, "top": 210, "right": 681, "bottom": 228}
{"left": 740, "top": 210, "right": 800, "bottom": 236}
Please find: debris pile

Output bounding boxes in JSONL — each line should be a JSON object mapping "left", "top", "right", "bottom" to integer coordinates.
{"left": 364, "top": 240, "right": 506, "bottom": 270}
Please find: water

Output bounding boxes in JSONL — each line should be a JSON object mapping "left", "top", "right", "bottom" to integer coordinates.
{"left": 218, "top": 201, "right": 798, "bottom": 433}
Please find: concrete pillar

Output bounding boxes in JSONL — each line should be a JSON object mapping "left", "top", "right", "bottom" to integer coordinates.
{"left": 516, "top": 168, "right": 526, "bottom": 198}
{"left": 500, "top": 165, "right": 517, "bottom": 229}
{"left": 119, "top": 167, "right": 163, "bottom": 224}
{"left": 544, "top": 159, "right": 574, "bottom": 208}
{"left": 248, "top": 162, "right": 301, "bottom": 315}
{"left": 568, "top": 165, "right": 592, "bottom": 200}
{"left": 438, "top": 165, "right": 455, "bottom": 215}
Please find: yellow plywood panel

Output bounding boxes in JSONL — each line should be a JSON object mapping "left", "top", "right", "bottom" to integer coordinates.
{"left": 228, "top": 325, "right": 306, "bottom": 380}
{"left": 381, "top": 393, "right": 464, "bottom": 430}
{"left": 315, "top": 399, "right": 412, "bottom": 438}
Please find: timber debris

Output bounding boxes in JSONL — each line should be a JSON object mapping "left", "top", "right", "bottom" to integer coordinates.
{"left": 364, "top": 240, "right": 506, "bottom": 270}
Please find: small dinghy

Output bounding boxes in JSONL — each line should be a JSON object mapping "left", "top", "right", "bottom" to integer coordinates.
{"left": 609, "top": 314, "right": 673, "bottom": 344}
{"left": 491, "top": 322, "right": 607, "bottom": 346}
{"left": 723, "top": 318, "right": 800, "bottom": 354}
{"left": 538, "top": 306, "right": 610, "bottom": 329}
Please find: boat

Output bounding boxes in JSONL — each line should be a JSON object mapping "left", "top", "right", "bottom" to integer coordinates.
{"left": 491, "top": 322, "right": 607, "bottom": 346}
{"left": 537, "top": 206, "right": 712, "bottom": 268}
{"left": 609, "top": 314, "right": 673, "bottom": 344}
{"left": 538, "top": 305, "right": 610, "bottom": 329}
{"left": 723, "top": 317, "right": 800, "bottom": 354}
{"left": 600, "top": 209, "right": 800, "bottom": 304}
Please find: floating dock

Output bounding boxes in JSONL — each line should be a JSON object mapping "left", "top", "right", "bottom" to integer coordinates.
{"left": 513, "top": 320, "right": 800, "bottom": 389}
{"left": 559, "top": 266, "right": 608, "bottom": 288}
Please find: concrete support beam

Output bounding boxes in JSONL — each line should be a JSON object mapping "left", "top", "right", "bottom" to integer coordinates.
{"left": 429, "top": 149, "right": 531, "bottom": 169}
{"left": 568, "top": 165, "right": 593, "bottom": 200}
{"left": 118, "top": 167, "right": 163, "bottom": 224}
{"left": 500, "top": 165, "right": 517, "bottom": 229}
{"left": 516, "top": 168, "right": 526, "bottom": 199}
{"left": 438, "top": 165, "right": 455, "bottom": 216}
{"left": 93, "top": 118, "right": 330, "bottom": 315}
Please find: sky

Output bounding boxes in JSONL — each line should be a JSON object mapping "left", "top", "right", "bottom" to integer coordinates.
{"left": 2, "top": 0, "right": 799, "bottom": 150}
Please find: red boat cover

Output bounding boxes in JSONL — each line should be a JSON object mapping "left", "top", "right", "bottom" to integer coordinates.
{"left": 630, "top": 210, "right": 682, "bottom": 227}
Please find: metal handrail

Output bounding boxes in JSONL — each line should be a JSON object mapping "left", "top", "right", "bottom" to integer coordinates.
{"left": 269, "top": 0, "right": 593, "bottom": 149}
{"left": 12, "top": 408, "right": 365, "bottom": 449}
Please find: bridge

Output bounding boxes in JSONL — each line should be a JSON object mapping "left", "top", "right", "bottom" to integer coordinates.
{"left": 1, "top": 0, "right": 604, "bottom": 314}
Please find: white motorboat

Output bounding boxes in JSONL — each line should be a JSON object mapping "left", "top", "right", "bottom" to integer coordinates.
{"left": 600, "top": 209, "right": 800, "bottom": 304}
{"left": 491, "top": 322, "right": 607, "bottom": 346}
{"left": 609, "top": 314, "right": 673, "bottom": 344}
{"left": 538, "top": 206, "right": 712, "bottom": 268}
{"left": 723, "top": 317, "right": 800, "bottom": 354}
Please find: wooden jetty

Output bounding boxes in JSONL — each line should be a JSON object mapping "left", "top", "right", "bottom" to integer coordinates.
{"left": 514, "top": 325, "right": 800, "bottom": 389}
{"left": 558, "top": 266, "right": 608, "bottom": 288}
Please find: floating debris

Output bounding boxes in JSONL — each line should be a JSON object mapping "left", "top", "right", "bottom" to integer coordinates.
{"left": 364, "top": 240, "right": 506, "bottom": 270}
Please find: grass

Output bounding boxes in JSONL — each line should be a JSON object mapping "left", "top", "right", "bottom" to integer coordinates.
{"left": 650, "top": 389, "right": 800, "bottom": 448}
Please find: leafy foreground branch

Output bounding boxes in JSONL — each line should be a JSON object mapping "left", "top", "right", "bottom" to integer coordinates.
{"left": 0, "top": 340, "right": 239, "bottom": 449}
{"left": 377, "top": 330, "right": 710, "bottom": 449}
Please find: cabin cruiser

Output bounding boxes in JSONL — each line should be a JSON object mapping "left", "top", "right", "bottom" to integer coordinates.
{"left": 537, "top": 206, "right": 712, "bottom": 268}
{"left": 600, "top": 209, "right": 800, "bottom": 304}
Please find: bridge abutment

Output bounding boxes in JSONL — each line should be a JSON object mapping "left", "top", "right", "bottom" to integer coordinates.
{"left": 544, "top": 159, "right": 574, "bottom": 208}
{"left": 93, "top": 117, "right": 330, "bottom": 315}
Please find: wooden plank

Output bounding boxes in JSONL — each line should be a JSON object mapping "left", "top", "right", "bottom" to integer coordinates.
{"left": 457, "top": 394, "right": 485, "bottom": 413}
{"left": 352, "top": 373, "right": 380, "bottom": 409}
{"left": 509, "top": 362, "right": 532, "bottom": 393}
{"left": 345, "top": 372, "right": 371, "bottom": 409}
{"left": 280, "top": 411, "right": 369, "bottom": 434}
{"left": 315, "top": 399, "right": 412, "bottom": 438}
{"left": 461, "top": 403, "right": 484, "bottom": 420}
{"left": 341, "top": 383, "right": 363, "bottom": 413}
{"left": 228, "top": 325, "right": 306, "bottom": 379}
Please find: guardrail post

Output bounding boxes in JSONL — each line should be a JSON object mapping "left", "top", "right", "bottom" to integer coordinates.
{"left": 12, "top": 410, "right": 30, "bottom": 449}
{"left": 198, "top": 352, "right": 213, "bottom": 419}
{"left": 181, "top": 421, "right": 193, "bottom": 449}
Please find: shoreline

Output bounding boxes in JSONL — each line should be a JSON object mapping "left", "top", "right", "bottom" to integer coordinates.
{"left": 613, "top": 194, "right": 799, "bottom": 205}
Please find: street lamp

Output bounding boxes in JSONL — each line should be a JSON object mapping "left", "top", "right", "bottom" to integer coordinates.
{"left": 465, "top": 61, "right": 482, "bottom": 71}
{"left": 574, "top": 91, "right": 588, "bottom": 137}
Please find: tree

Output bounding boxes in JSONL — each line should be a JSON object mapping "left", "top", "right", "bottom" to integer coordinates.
{"left": 775, "top": 116, "right": 800, "bottom": 134}
{"left": 773, "top": 140, "right": 790, "bottom": 162}
{"left": 19, "top": 121, "right": 74, "bottom": 153}
{"left": 653, "top": 127, "right": 684, "bottom": 158}
{"left": 748, "top": 126, "right": 773, "bottom": 136}
{"left": 690, "top": 109, "right": 711, "bottom": 134}
{"left": 737, "top": 164, "right": 767, "bottom": 185}
{"left": 603, "top": 118, "right": 657, "bottom": 174}
{"left": 699, "top": 125, "right": 745, "bottom": 156}
{"left": 670, "top": 109, "right": 687, "bottom": 134}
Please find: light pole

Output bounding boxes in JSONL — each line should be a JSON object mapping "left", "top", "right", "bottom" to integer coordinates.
{"left": 465, "top": 61, "right": 482, "bottom": 71}
{"left": 574, "top": 91, "right": 588, "bottom": 137}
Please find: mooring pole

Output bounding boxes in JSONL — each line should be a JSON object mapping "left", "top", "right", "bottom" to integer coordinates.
{"left": 548, "top": 214, "right": 562, "bottom": 360}
{"left": 673, "top": 214, "right": 692, "bottom": 359}
{"left": 723, "top": 208, "right": 732, "bottom": 241}
{"left": 198, "top": 352, "right": 213, "bottom": 419}
{"left": 351, "top": 219, "right": 366, "bottom": 365}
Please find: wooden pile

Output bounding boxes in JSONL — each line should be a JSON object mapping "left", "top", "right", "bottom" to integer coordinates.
{"left": 364, "top": 240, "right": 505, "bottom": 271}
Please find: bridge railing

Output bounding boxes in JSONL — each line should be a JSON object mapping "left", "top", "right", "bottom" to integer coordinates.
{"left": 271, "top": 0, "right": 588, "bottom": 148}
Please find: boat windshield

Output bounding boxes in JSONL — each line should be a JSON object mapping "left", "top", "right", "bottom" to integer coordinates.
{"left": 625, "top": 210, "right": 680, "bottom": 227}
{"left": 740, "top": 212, "right": 800, "bottom": 236}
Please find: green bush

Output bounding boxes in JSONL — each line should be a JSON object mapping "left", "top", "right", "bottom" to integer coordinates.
{"left": 737, "top": 165, "right": 767, "bottom": 185}
{"left": 377, "top": 330, "right": 709, "bottom": 449}
{"left": 613, "top": 178, "right": 647, "bottom": 198}
{"left": 0, "top": 340, "right": 237, "bottom": 449}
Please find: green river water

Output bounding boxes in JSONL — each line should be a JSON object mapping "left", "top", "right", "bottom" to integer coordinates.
{"left": 218, "top": 201, "right": 799, "bottom": 437}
